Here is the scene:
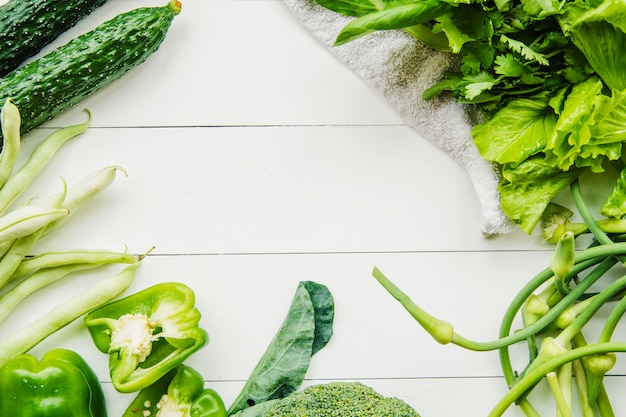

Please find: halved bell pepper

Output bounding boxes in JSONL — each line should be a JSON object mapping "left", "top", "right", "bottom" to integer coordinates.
{"left": 84, "top": 282, "right": 209, "bottom": 393}
{"left": 123, "top": 364, "right": 227, "bottom": 417}
{"left": 0, "top": 348, "right": 106, "bottom": 417}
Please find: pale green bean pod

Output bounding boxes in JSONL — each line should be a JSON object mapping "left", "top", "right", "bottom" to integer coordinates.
{"left": 0, "top": 205, "right": 68, "bottom": 244}
{"left": 0, "top": 99, "right": 21, "bottom": 188}
{"left": 0, "top": 261, "right": 140, "bottom": 368}
{"left": 42, "top": 165, "right": 127, "bottom": 235}
{"left": 11, "top": 248, "right": 140, "bottom": 279}
{"left": 0, "top": 110, "right": 91, "bottom": 215}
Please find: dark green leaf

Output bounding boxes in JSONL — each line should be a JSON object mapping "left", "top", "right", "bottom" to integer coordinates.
{"left": 227, "top": 283, "right": 316, "bottom": 415}
{"left": 227, "top": 281, "right": 335, "bottom": 415}
{"left": 301, "top": 281, "right": 334, "bottom": 355}
{"left": 460, "top": 41, "right": 496, "bottom": 74}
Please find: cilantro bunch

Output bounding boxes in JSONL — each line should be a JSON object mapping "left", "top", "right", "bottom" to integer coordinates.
{"left": 315, "top": 0, "right": 626, "bottom": 236}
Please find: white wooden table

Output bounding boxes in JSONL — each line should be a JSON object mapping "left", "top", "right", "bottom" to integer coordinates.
{"left": 2, "top": 0, "right": 624, "bottom": 415}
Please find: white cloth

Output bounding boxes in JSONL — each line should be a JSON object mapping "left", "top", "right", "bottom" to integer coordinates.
{"left": 282, "top": 0, "right": 515, "bottom": 235}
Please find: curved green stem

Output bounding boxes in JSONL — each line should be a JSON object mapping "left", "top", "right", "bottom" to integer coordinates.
{"left": 557, "top": 275, "right": 626, "bottom": 345}
{"left": 570, "top": 180, "right": 611, "bottom": 245}
{"left": 373, "top": 256, "right": 614, "bottom": 352}
{"left": 489, "top": 342, "right": 626, "bottom": 417}
{"left": 499, "top": 257, "right": 617, "bottom": 384}
{"left": 598, "top": 291, "right": 626, "bottom": 343}
{"left": 546, "top": 371, "right": 571, "bottom": 417}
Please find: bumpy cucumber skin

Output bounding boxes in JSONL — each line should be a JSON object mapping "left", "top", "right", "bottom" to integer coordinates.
{"left": 0, "top": 0, "right": 109, "bottom": 77}
{"left": 0, "top": 0, "right": 181, "bottom": 139}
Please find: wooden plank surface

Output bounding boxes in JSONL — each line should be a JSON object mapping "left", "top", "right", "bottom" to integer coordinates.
{"left": 1, "top": 0, "right": 623, "bottom": 416}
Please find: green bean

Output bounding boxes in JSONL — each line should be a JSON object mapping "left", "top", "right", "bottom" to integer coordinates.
{"left": 0, "top": 110, "right": 91, "bottom": 216}
{"left": 11, "top": 248, "right": 140, "bottom": 280}
{"left": 0, "top": 185, "right": 68, "bottom": 288}
{"left": 0, "top": 99, "right": 21, "bottom": 189}
{"left": 42, "top": 165, "right": 127, "bottom": 235}
{"left": 0, "top": 261, "right": 140, "bottom": 368}
{"left": 63, "top": 165, "right": 127, "bottom": 211}
{"left": 0, "top": 263, "right": 100, "bottom": 324}
{"left": 0, "top": 205, "right": 68, "bottom": 244}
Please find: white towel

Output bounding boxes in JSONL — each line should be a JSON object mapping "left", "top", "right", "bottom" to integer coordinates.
{"left": 282, "top": 0, "right": 515, "bottom": 235}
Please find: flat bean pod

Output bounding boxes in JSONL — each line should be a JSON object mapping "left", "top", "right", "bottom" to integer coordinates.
{"left": 0, "top": 261, "right": 140, "bottom": 368}
{"left": 0, "top": 184, "right": 69, "bottom": 288}
{"left": 0, "top": 110, "right": 91, "bottom": 215}
{"left": 11, "top": 249, "right": 140, "bottom": 279}
{"left": 0, "top": 263, "right": 100, "bottom": 324}
{"left": 42, "top": 165, "right": 126, "bottom": 235}
{"left": 0, "top": 99, "right": 21, "bottom": 189}
{"left": 0, "top": 205, "right": 68, "bottom": 244}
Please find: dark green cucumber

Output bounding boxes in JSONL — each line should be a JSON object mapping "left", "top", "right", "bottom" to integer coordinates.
{"left": 0, "top": 0, "right": 109, "bottom": 77}
{"left": 0, "top": 0, "right": 181, "bottom": 139}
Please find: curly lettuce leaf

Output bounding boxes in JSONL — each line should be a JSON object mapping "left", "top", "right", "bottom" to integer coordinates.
{"left": 544, "top": 77, "right": 604, "bottom": 170}
{"left": 546, "top": 78, "right": 626, "bottom": 173}
{"left": 499, "top": 156, "right": 586, "bottom": 233}
{"left": 472, "top": 98, "right": 557, "bottom": 165}
{"left": 559, "top": 0, "right": 626, "bottom": 90}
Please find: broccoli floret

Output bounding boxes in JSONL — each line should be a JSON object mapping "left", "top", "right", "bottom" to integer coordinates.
{"left": 259, "top": 381, "right": 420, "bottom": 417}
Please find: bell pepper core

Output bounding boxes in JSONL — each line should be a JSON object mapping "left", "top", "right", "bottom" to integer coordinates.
{"left": 0, "top": 348, "right": 106, "bottom": 417}
{"left": 123, "top": 364, "right": 227, "bottom": 417}
{"left": 84, "top": 282, "right": 209, "bottom": 393}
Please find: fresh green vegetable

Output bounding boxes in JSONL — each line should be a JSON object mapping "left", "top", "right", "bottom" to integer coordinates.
{"left": 0, "top": 104, "right": 93, "bottom": 288}
{"left": 0, "top": 348, "right": 106, "bottom": 417}
{"left": 227, "top": 281, "right": 334, "bottom": 415}
{"left": 230, "top": 382, "right": 420, "bottom": 417}
{"left": 370, "top": 178, "right": 626, "bottom": 416}
{"left": 315, "top": 0, "right": 626, "bottom": 234}
{"left": 123, "top": 364, "right": 227, "bottom": 417}
{"left": 0, "top": 250, "right": 142, "bottom": 324}
{"left": 40, "top": 165, "right": 128, "bottom": 235}
{"left": 0, "top": 99, "right": 21, "bottom": 189}
{"left": 0, "top": 0, "right": 181, "bottom": 140}
{"left": 0, "top": 107, "right": 92, "bottom": 216}
{"left": 0, "top": 0, "right": 109, "bottom": 77}
{"left": 0, "top": 261, "right": 139, "bottom": 368}
{"left": 84, "top": 282, "right": 208, "bottom": 393}
{"left": 0, "top": 205, "right": 68, "bottom": 244}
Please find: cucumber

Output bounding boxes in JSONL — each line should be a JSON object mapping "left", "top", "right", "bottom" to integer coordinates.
{"left": 0, "top": 0, "right": 182, "bottom": 139}
{"left": 0, "top": 0, "right": 109, "bottom": 77}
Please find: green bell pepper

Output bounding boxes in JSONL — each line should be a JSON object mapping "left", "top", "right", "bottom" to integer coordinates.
{"left": 123, "top": 364, "right": 227, "bottom": 417}
{"left": 84, "top": 282, "right": 209, "bottom": 393}
{"left": 0, "top": 348, "right": 106, "bottom": 417}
